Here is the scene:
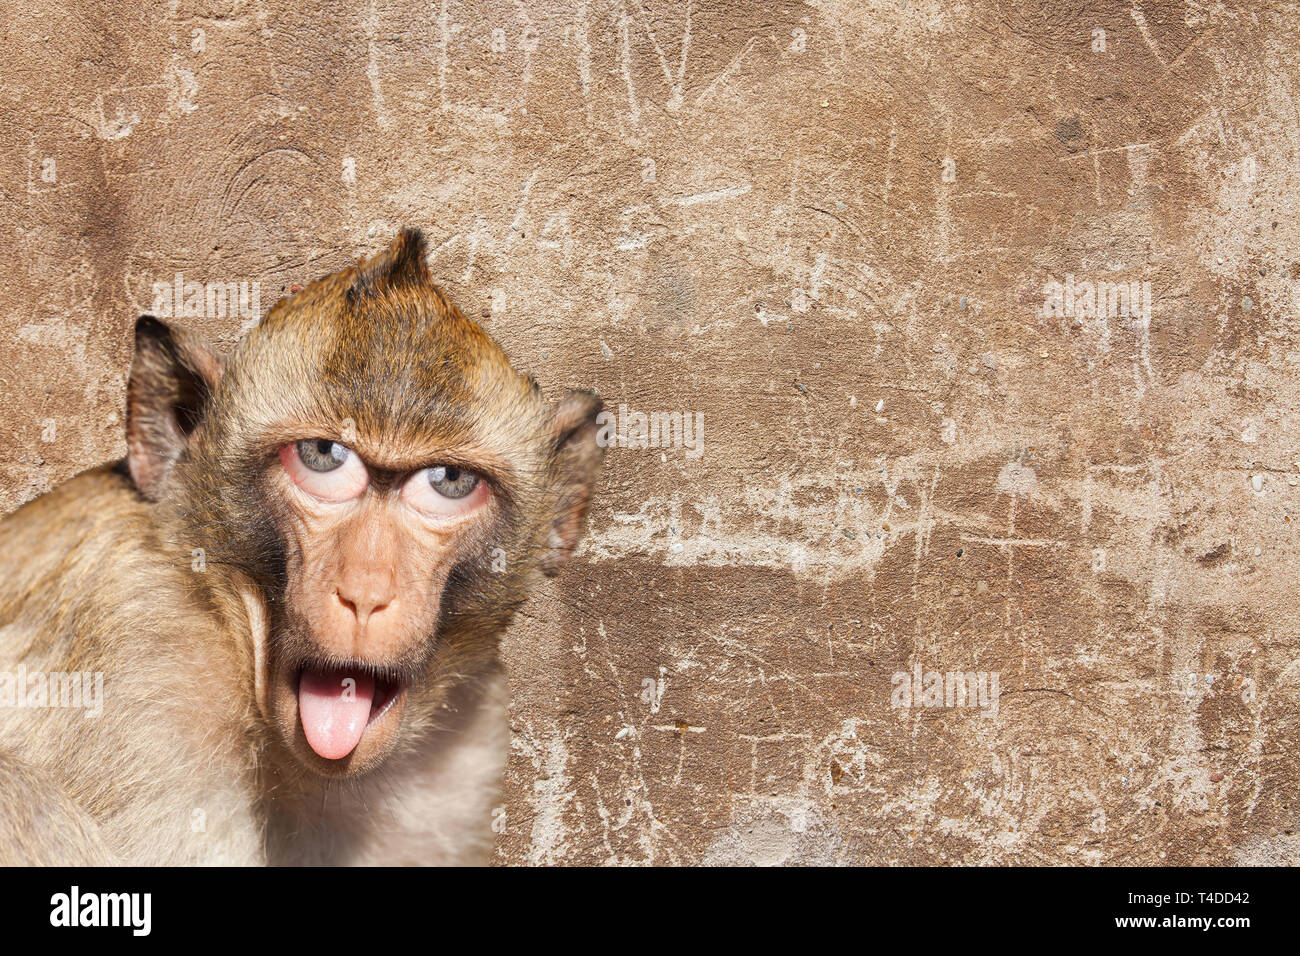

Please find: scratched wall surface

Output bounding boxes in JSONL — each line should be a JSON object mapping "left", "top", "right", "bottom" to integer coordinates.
{"left": 2, "top": 0, "right": 1299, "bottom": 865}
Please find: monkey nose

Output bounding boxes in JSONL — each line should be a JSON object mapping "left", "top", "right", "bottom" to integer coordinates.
{"left": 334, "top": 585, "right": 393, "bottom": 627}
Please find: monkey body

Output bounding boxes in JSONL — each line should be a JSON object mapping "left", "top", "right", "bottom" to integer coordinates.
{"left": 0, "top": 229, "right": 601, "bottom": 865}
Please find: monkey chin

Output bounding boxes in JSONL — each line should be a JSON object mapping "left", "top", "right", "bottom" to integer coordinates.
{"left": 268, "top": 661, "right": 410, "bottom": 779}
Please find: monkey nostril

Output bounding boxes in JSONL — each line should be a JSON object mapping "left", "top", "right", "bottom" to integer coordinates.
{"left": 335, "top": 590, "right": 358, "bottom": 616}
{"left": 365, "top": 601, "right": 392, "bottom": 619}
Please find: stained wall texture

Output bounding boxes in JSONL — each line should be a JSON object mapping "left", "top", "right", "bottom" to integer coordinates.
{"left": 1, "top": 0, "right": 1298, "bottom": 865}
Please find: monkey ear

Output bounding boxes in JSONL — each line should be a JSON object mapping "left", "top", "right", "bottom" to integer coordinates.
{"left": 541, "top": 390, "right": 605, "bottom": 576}
{"left": 126, "top": 316, "right": 225, "bottom": 500}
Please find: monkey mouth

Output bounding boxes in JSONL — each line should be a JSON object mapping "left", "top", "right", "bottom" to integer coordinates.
{"left": 296, "top": 665, "right": 407, "bottom": 761}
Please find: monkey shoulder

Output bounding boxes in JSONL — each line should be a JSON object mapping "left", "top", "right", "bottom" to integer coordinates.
{"left": 0, "top": 463, "right": 184, "bottom": 639}
{"left": 0, "top": 462, "right": 149, "bottom": 555}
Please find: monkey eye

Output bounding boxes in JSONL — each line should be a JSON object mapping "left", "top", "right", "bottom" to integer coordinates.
{"left": 280, "top": 441, "right": 368, "bottom": 502}
{"left": 426, "top": 465, "right": 479, "bottom": 499}
{"left": 296, "top": 439, "right": 349, "bottom": 472}
{"left": 401, "top": 465, "right": 487, "bottom": 516}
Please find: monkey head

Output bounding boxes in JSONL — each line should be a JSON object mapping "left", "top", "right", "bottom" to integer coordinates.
{"left": 123, "top": 228, "right": 603, "bottom": 778}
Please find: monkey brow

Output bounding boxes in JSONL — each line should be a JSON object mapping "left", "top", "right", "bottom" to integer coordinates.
{"left": 350, "top": 441, "right": 517, "bottom": 486}
{"left": 346, "top": 389, "right": 538, "bottom": 474}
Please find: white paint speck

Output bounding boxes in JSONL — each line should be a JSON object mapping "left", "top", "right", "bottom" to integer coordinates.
{"left": 996, "top": 461, "right": 1038, "bottom": 497}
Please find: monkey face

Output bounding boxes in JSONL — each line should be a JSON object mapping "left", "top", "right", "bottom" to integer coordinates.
{"left": 261, "top": 439, "right": 497, "bottom": 774}
{"left": 125, "top": 228, "right": 604, "bottom": 782}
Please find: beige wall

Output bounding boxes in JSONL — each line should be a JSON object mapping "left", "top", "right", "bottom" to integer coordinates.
{"left": 2, "top": 0, "right": 1298, "bottom": 864}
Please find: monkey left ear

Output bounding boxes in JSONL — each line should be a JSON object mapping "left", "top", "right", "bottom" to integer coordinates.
{"left": 126, "top": 316, "right": 225, "bottom": 501}
{"left": 541, "top": 390, "right": 605, "bottom": 576}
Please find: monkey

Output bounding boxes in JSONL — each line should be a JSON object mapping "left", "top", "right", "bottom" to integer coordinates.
{"left": 0, "top": 227, "right": 604, "bottom": 865}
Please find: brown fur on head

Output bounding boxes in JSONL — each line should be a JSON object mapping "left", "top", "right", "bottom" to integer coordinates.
{"left": 125, "top": 228, "right": 603, "bottom": 779}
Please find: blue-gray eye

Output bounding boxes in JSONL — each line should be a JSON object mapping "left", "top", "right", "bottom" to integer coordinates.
{"left": 297, "top": 439, "right": 349, "bottom": 473}
{"left": 427, "top": 465, "right": 479, "bottom": 499}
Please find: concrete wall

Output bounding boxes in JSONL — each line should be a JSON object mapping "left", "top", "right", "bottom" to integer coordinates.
{"left": 2, "top": 0, "right": 1298, "bottom": 864}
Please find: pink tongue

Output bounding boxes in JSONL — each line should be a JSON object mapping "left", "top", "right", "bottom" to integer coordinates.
{"left": 298, "top": 670, "right": 375, "bottom": 760}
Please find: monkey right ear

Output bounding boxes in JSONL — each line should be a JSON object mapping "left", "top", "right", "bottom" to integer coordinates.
{"left": 541, "top": 390, "right": 606, "bottom": 576}
{"left": 126, "top": 316, "right": 225, "bottom": 500}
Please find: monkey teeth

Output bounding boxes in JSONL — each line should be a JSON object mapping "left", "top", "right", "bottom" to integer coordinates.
{"left": 368, "top": 673, "right": 402, "bottom": 724}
